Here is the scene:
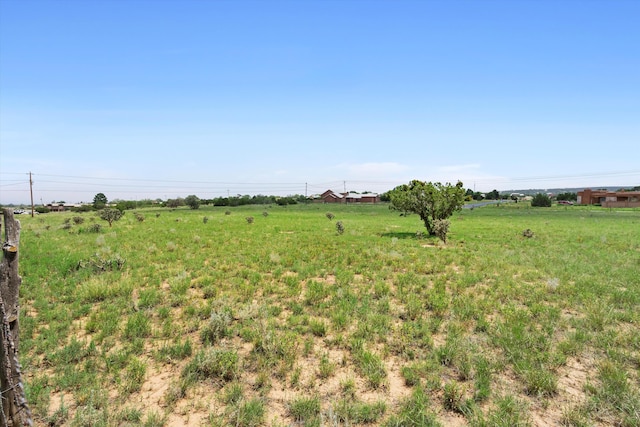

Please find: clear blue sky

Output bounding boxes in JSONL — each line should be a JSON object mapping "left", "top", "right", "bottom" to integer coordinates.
{"left": 1, "top": 0, "right": 638, "bottom": 204}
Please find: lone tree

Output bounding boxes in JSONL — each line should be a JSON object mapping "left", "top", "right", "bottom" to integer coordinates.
{"left": 99, "top": 207, "right": 124, "bottom": 227}
{"left": 184, "top": 195, "right": 201, "bottom": 210}
{"left": 389, "top": 180, "right": 466, "bottom": 236}
{"left": 93, "top": 192, "right": 108, "bottom": 209}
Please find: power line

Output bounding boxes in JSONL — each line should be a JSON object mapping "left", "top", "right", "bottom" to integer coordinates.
{"left": 1, "top": 170, "right": 638, "bottom": 204}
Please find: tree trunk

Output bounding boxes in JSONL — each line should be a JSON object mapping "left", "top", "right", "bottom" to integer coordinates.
{"left": 0, "top": 209, "right": 32, "bottom": 426}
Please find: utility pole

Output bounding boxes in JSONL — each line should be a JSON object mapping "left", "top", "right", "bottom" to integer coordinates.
{"left": 343, "top": 181, "right": 346, "bottom": 193}
{"left": 29, "top": 172, "right": 34, "bottom": 217}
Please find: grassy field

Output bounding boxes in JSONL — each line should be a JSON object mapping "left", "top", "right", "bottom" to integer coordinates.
{"left": 15, "top": 202, "right": 640, "bottom": 426}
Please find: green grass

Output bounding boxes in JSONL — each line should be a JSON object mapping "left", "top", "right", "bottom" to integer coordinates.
{"left": 14, "top": 202, "right": 640, "bottom": 425}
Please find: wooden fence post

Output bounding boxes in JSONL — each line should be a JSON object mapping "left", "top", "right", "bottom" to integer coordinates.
{"left": 0, "top": 209, "right": 32, "bottom": 426}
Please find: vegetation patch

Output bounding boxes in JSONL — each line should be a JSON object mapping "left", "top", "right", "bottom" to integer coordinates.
{"left": 12, "top": 202, "right": 640, "bottom": 425}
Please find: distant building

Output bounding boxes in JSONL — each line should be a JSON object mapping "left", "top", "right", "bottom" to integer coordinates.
{"left": 577, "top": 189, "right": 640, "bottom": 208}
{"left": 46, "top": 203, "right": 83, "bottom": 212}
{"left": 317, "top": 190, "right": 380, "bottom": 204}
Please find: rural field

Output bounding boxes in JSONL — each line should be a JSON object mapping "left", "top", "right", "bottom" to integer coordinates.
{"left": 15, "top": 202, "right": 640, "bottom": 426}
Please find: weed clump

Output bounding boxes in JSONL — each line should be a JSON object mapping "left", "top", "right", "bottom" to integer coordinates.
{"left": 522, "top": 229, "right": 534, "bottom": 238}
{"left": 288, "top": 396, "right": 320, "bottom": 424}
{"left": 246, "top": 216, "right": 254, "bottom": 224}
{"left": 134, "top": 212, "right": 145, "bottom": 222}
{"left": 201, "top": 308, "right": 233, "bottom": 345}
{"left": 182, "top": 348, "right": 239, "bottom": 384}
{"left": 326, "top": 212, "right": 335, "bottom": 220}
{"left": 88, "top": 223, "right": 102, "bottom": 233}
{"left": 334, "top": 399, "right": 386, "bottom": 424}
{"left": 443, "top": 382, "right": 465, "bottom": 413}
{"left": 336, "top": 221, "right": 345, "bottom": 235}
{"left": 76, "top": 252, "right": 125, "bottom": 272}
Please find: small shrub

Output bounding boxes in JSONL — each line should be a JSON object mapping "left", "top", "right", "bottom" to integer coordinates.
{"left": 86, "top": 224, "right": 102, "bottom": 233}
{"left": 262, "top": 211, "right": 269, "bottom": 217}
{"left": 73, "top": 216, "right": 85, "bottom": 225}
{"left": 336, "top": 221, "right": 345, "bottom": 235}
{"left": 134, "top": 212, "right": 145, "bottom": 222}
{"left": 246, "top": 216, "right": 254, "bottom": 224}
{"left": 326, "top": 212, "right": 335, "bottom": 220}
{"left": 225, "top": 210, "right": 231, "bottom": 215}
{"left": 201, "top": 309, "right": 232, "bottom": 345}
{"left": 522, "top": 229, "right": 534, "bottom": 238}
{"left": 203, "top": 216, "right": 209, "bottom": 224}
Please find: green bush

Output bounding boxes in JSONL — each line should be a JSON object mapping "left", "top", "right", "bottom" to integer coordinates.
{"left": 531, "top": 193, "right": 552, "bottom": 207}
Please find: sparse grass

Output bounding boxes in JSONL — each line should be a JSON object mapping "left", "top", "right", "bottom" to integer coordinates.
{"left": 14, "top": 203, "right": 640, "bottom": 425}
{"left": 154, "top": 338, "right": 193, "bottom": 363}
{"left": 384, "top": 386, "right": 440, "bottom": 426}
{"left": 334, "top": 399, "right": 386, "bottom": 424}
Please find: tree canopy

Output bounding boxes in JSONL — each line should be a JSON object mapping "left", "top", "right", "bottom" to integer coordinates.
{"left": 184, "top": 195, "right": 201, "bottom": 210}
{"left": 93, "top": 193, "right": 108, "bottom": 209}
{"left": 389, "top": 180, "right": 466, "bottom": 236}
{"left": 531, "top": 193, "right": 552, "bottom": 207}
{"left": 99, "top": 207, "right": 124, "bottom": 227}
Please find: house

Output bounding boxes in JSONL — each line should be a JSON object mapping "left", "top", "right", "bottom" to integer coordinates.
{"left": 46, "top": 203, "right": 83, "bottom": 212}
{"left": 317, "top": 190, "right": 380, "bottom": 204}
{"left": 577, "top": 189, "right": 640, "bottom": 208}
{"left": 319, "top": 190, "right": 344, "bottom": 203}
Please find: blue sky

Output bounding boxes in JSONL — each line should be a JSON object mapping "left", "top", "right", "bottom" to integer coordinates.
{"left": 1, "top": 0, "right": 638, "bottom": 204}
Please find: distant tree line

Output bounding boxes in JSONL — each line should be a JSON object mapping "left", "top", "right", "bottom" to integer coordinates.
{"left": 164, "top": 194, "right": 308, "bottom": 209}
